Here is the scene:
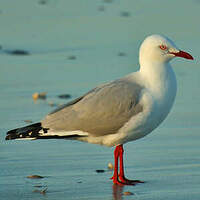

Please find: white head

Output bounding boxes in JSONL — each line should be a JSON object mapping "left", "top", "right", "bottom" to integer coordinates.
{"left": 139, "top": 34, "right": 193, "bottom": 66}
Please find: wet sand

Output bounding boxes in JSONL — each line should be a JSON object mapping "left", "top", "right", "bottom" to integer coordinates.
{"left": 1, "top": 0, "right": 200, "bottom": 199}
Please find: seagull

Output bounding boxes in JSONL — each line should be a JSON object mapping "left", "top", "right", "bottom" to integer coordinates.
{"left": 6, "top": 34, "right": 193, "bottom": 186}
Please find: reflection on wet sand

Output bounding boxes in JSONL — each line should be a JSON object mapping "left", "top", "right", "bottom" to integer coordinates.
{"left": 112, "top": 184, "right": 135, "bottom": 200}
{"left": 112, "top": 184, "right": 124, "bottom": 200}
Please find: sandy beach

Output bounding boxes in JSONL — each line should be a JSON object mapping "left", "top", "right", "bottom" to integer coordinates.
{"left": 1, "top": 0, "right": 200, "bottom": 199}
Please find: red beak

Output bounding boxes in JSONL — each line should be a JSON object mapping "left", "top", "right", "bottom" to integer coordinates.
{"left": 170, "top": 50, "right": 194, "bottom": 60}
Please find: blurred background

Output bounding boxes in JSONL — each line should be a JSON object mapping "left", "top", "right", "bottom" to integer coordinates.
{"left": 0, "top": 0, "right": 200, "bottom": 199}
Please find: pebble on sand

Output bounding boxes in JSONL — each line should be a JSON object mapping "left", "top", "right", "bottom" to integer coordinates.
{"left": 7, "top": 49, "right": 30, "bottom": 55}
{"left": 32, "top": 92, "right": 47, "bottom": 100}
{"left": 107, "top": 162, "right": 114, "bottom": 170}
{"left": 27, "top": 175, "right": 44, "bottom": 179}
{"left": 68, "top": 55, "right": 76, "bottom": 60}
{"left": 57, "top": 94, "right": 71, "bottom": 99}
{"left": 96, "top": 169, "right": 105, "bottom": 173}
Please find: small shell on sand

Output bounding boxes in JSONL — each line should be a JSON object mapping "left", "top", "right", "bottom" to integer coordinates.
{"left": 27, "top": 175, "right": 44, "bottom": 179}
{"left": 107, "top": 162, "right": 114, "bottom": 170}
{"left": 32, "top": 92, "right": 47, "bottom": 100}
{"left": 123, "top": 191, "right": 134, "bottom": 196}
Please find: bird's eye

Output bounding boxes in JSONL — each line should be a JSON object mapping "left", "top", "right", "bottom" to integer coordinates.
{"left": 159, "top": 45, "right": 167, "bottom": 50}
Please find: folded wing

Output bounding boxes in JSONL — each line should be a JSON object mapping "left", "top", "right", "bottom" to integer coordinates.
{"left": 42, "top": 79, "right": 143, "bottom": 136}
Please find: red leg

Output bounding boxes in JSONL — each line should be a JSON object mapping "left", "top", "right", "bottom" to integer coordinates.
{"left": 118, "top": 145, "right": 144, "bottom": 185}
{"left": 111, "top": 145, "right": 144, "bottom": 186}
{"left": 111, "top": 145, "right": 124, "bottom": 186}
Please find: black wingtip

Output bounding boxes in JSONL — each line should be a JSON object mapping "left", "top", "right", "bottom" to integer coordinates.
{"left": 5, "top": 122, "right": 42, "bottom": 140}
{"left": 5, "top": 135, "right": 13, "bottom": 140}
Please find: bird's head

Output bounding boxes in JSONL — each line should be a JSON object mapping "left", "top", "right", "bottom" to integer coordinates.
{"left": 139, "top": 34, "right": 193, "bottom": 65}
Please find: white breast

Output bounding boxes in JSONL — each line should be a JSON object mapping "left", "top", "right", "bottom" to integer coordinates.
{"left": 118, "top": 63, "right": 177, "bottom": 143}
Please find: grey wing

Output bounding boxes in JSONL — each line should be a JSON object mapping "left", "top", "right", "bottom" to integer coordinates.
{"left": 48, "top": 87, "right": 97, "bottom": 115}
{"left": 42, "top": 79, "right": 143, "bottom": 136}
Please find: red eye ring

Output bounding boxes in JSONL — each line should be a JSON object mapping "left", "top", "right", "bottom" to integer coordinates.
{"left": 159, "top": 45, "right": 167, "bottom": 50}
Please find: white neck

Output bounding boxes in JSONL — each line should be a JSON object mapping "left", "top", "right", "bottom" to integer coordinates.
{"left": 139, "top": 61, "right": 177, "bottom": 100}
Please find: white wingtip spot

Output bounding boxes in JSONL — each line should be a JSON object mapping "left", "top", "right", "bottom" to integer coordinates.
{"left": 28, "top": 132, "right": 32, "bottom": 136}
